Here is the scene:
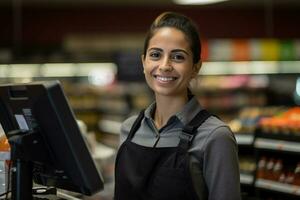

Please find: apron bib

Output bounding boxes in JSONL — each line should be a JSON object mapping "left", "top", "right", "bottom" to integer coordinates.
{"left": 114, "top": 109, "right": 211, "bottom": 200}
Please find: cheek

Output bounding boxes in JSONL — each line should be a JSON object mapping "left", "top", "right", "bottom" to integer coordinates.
{"left": 180, "top": 68, "right": 194, "bottom": 80}
{"left": 142, "top": 62, "right": 153, "bottom": 81}
{"left": 143, "top": 60, "right": 156, "bottom": 75}
{"left": 143, "top": 65, "right": 151, "bottom": 76}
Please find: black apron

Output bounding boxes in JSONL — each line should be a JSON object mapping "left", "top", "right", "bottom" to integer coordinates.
{"left": 114, "top": 109, "right": 211, "bottom": 200}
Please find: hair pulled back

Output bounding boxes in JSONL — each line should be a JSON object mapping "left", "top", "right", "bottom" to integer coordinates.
{"left": 143, "top": 12, "right": 201, "bottom": 64}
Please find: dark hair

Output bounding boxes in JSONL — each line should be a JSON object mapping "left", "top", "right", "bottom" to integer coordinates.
{"left": 143, "top": 12, "right": 201, "bottom": 64}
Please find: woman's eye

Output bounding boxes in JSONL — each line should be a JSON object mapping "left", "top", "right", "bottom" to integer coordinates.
{"left": 149, "top": 52, "right": 161, "bottom": 59}
{"left": 172, "top": 54, "right": 185, "bottom": 61}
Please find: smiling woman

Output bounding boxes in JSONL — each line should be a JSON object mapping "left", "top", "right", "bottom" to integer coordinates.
{"left": 114, "top": 12, "right": 241, "bottom": 200}
{"left": 142, "top": 27, "right": 197, "bottom": 99}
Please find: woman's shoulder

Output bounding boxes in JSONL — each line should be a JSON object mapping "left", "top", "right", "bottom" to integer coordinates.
{"left": 121, "top": 115, "right": 139, "bottom": 133}
{"left": 207, "top": 115, "right": 236, "bottom": 140}
{"left": 120, "top": 114, "right": 140, "bottom": 143}
{"left": 192, "top": 115, "right": 236, "bottom": 149}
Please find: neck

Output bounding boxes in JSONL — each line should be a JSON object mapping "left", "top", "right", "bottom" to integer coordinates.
{"left": 154, "top": 94, "right": 188, "bottom": 129}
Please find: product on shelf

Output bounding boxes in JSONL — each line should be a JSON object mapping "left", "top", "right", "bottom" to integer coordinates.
{"left": 0, "top": 135, "right": 10, "bottom": 195}
{"left": 0, "top": 136, "right": 10, "bottom": 152}
{"left": 294, "top": 162, "right": 300, "bottom": 186}
{"left": 259, "top": 107, "right": 300, "bottom": 136}
{"left": 256, "top": 156, "right": 300, "bottom": 187}
{"left": 285, "top": 172, "right": 295, "bottom": 185}
{"left": 265, "top": 158, "right": 276, "bottom": 180}
{"left": 273, "top": 159, "right": 283, "bottom": 181}
{"left": 228, "top": 106, "right": 284, "bottom": 134}
{"left": 239, "top": 156, "right": 256, "bottom": 174}
{"left": 257, "top": 156, "right": 267, "bottom": 179}
{"left": 278, "top": 172, "right": 286, "bottom": 183}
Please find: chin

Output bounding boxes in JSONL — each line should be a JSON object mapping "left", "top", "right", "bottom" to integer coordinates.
{"left": 153, "top": 87, "right": 186, "bottom": 97}
{"left": 152, "top": 87, "right": 172, "bottom": 96}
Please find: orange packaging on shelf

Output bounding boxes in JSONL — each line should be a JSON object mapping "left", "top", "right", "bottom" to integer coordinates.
{"left": 259, "top": 107, "right": 300, "bottom": 135}
{"left": 288, "top": 120, "right": 300, "bottom": 135}
{"left": 232, "top": 39, "right": 250, "bottom": 61}
{"left": 271, "top": 118, "right": 288, "bottom": 135}
{"left": 0, "top": 135, "right": 10, "bottom": 195}
{"left": 0, "top": 136, "right": 10, "bottom": 152}
{"left": 259, "top": 117, "right": 272, "bottom": 133}
{"left": 201, "top": 40, "right": 209, "bottom": 61}
{"left": 281, "top": 107, "right": 300, "bottom": 118}
{"left": 0, "top": 135, "right": 10, "bottom": 163}
{"left": 0, "top": 135, "right": 10, "bottom": 166}
{"left": 282, "top": 107, "right": 300, "bottom": 135}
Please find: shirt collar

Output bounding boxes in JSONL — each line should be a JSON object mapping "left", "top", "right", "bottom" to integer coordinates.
{"left": 144, "top": 101, "right": 156, "bottom": 119}
{"left": 144, "top": 96, "right": 203, "bottom": 126}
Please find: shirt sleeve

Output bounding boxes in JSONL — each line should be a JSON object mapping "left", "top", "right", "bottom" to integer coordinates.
{"left": 203, "top": 126, "right": 241, "bottom": 200}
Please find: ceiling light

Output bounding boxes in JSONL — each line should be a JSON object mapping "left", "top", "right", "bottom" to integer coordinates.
{"left": 174, "top": 0, "right": 229, "bottom": 5}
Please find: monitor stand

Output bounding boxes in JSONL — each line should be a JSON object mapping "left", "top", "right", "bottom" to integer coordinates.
{"left": 7, "top": 129, "right": 47, "bottom": 200}
{"left": 6, "top": 130, "right": 77, "bottom": 200}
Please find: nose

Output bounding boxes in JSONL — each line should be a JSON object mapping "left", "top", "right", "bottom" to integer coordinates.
{"left": 159, "top": 56, "right": 173, "bottom": 72}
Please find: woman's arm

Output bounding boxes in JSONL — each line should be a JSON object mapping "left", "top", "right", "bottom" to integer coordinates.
{"left": 203, "top": 126, "right": 241, "bottom": 200}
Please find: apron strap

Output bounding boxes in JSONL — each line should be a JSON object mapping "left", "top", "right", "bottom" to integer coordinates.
{"left": 126, "top": 109, "right": 211, "bottom": 148}
{"left": 127, "top": 110, "right": 145, "bottom": 141}
{"left": 178, "top": 109, "right": 211, "bottom": 151}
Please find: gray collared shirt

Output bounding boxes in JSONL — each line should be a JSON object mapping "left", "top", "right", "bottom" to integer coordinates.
{"left": 120, "top": 97, "right": 241, "bottom": 200}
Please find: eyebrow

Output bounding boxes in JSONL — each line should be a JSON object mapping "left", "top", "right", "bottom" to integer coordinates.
{"left": 172, "top": 49, "right": 189, "bottom": 55}
{"left": 148, "top": 47, "right": 189, "bottom": 55}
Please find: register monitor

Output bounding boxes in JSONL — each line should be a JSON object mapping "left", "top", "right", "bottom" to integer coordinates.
{"left": 0, "top": 81, "right": 103, "bottom": 199}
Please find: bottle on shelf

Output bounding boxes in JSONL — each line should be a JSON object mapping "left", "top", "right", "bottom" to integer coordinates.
{"left": 285, "top": 172, "right": 295, "bottom": 185}
{"left": 265, "top": 158, "right": 275, "bottom": 180}
{"left": 278, "top": 172, "right": 286, "bottom": 183}
{"left": 257, "top": 156, "right": 267, "bottom": 179}
{"left": 293, "top": 162, "right": 300, "bottom": 186}
{"left": 272, "top": 159, "right": 283, "bottom": 181}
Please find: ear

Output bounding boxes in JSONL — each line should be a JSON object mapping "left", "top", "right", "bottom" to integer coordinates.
{"left": 192, "top": 60, "right": 202, "bottom": 78}
{"left": 141, "top": 54, "right": 145, "bottom": 74}
{"left": 141, "top": 54, "right": 145, "bottom": 73}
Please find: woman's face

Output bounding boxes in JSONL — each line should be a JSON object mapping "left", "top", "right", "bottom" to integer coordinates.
{"left": 142, "top": 27, "right": 197, "bottom": 97}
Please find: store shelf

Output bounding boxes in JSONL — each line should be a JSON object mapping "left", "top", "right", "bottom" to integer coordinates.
{"left": 0, "top": 63, "right": 117, "bottom": 78}
{"left": 240, "top": 173, "right": 254, "bottom": 185}
{"left": 201, "top": 61, "right": 300, "bottom": 75}
{"left": 255, "top": 179, "right": 300, "bottom": 196}
{"left": 254, "top": 138, "right": 300, "bottom": 153}
{"left": 255, "top": 131, "right": 300, "bottom": 142}
{"left": 235, "top": 134, "right": 254, "bottom": 145}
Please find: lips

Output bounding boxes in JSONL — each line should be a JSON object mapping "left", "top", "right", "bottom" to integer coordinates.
{"left": 153, "top": 75, "right": 178, "bottom": 83}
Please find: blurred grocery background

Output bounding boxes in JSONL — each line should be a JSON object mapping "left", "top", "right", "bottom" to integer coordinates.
{"left": 1, "top": 0, "right": 300, "bottom": 199}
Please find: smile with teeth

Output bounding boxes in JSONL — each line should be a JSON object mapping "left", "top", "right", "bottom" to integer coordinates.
{"left": 154, "top": 75, "right": 178, "bottom": 82}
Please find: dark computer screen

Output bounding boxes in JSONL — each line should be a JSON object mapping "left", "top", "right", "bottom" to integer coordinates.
{"left": 0, "top": 81, "right": 103, "bottom": 198}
